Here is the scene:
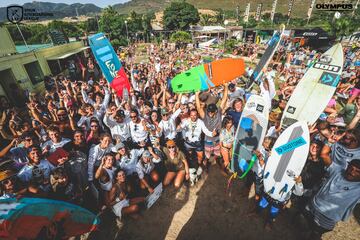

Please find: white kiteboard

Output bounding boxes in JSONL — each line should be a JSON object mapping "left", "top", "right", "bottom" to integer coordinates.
{"left": 231, "top": 95, "right": 269, "bottom": 178}
{"left": 263, "top": 121, "right": 310, "bottom": 202}
{"left": 281, "top": 43, "right": 344, "bottom": 129}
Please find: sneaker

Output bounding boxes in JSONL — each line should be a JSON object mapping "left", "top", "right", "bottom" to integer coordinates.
{"left": 196, "top": 166, "right": 203, "bottom": 176}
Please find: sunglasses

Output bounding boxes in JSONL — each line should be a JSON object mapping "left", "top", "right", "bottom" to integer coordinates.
{"left": 162, "top": 113, "right": 169, "bottom": 117}
{"left": 169, "top": 102, "right": 175, "bottom": 104}
{"left": 168, "top": 146, "right": 176, "bottom": 149}
{"left": 130, "top": 115, "right": 137, "bottom": 119}
{"left": 1, "top": 177, "right": 15, "bottom": 185}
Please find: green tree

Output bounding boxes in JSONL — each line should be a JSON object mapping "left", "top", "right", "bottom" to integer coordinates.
{"left": 214, "top": 9, "right": 224, "bottom": 24}
{"left": 330, "top": 16, "right": 357, "bottom": 39}
{"left": 200, "top": 14, "right": 213, "bottom": 26}
{"left": 163, "top": 1, "right": 200, "bottom": 30}
{"left": 99, "top": 6, "right": 126, "bottom": 40}
{"left": 170, "top": 31, "right": 192, "bottom": 44}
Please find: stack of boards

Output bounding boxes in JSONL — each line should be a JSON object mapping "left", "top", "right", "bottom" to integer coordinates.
{"left": 232, "top": 43, "right": 343, "bottom": 202}
{"left": 264, "top": 43, "right": 343, "bottom": 201}
{"left": 171, "top": 58, "right": 245, "bottom": 93}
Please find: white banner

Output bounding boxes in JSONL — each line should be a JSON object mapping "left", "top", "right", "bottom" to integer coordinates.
{"left": 244, "top": 3, "right": 251, "bottom": 23}
{"left": 146, "top": 183, "right": 163, "bottom": 209}
{"left": 255, "top": 3, "right": 263, "bottom": 21}
{"left": 307, "top": 0, "right": 316, "bottom": 17}
{"left": 270, "top": 0, "right": 278, "bottom": 23}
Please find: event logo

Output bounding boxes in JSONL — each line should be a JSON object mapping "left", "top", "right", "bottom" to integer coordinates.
{"left": 7, "top": 5, "right": 23, "bottom": 23}
{"left": 313, "top": 63, "right": 341, "bottom": 72}
{"left": 275, "top": 136, "right": 307, "bottom": 155}
{"left": 315, "top": 3, "right": 353, "bottom": 11}
{"left": 256, "top": 104, "right": 264, "bottom": 113}
{"left": 319, "top": 72, "right": 340, "bottom": 87}
{"left": 6, "top": 4, "right": 53, "bottom": 23}
{"left": 287, "top": 106, "right": 296, "bottom": 114}
{"left": 303, "top": 32, "right": 318, "bottom": 36}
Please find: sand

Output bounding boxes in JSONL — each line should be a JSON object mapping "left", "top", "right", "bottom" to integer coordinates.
{"left": 89, "top": 168, "right": 360, "bottom": 240}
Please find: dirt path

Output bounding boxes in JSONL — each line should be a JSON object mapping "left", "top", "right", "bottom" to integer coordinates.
{"left": 106, "top": 169, "right": 360, "bottom": 240}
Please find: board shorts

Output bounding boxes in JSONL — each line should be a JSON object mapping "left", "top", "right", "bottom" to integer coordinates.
{"left": 350, "top": 88, "right": 360, "bottom": 97}
{"left": 184, "top": 140, "right": 203, "bottom": 152}
{"left": 112, "top": 199, "right": 130, "bottom": 219}
{"left": 204, "top": 140, "right": 221, "bottom": 159}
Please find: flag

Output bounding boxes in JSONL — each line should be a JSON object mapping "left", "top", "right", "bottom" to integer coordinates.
{"left": 244, "top": 3, "right": 251, "bottom": 23}
{"left": 255, "top": 3, "right": 263, "bottom": 21}
{"left": 88, "top": 32, "right": 130, "bottom": 97}
{"left": 307, "top": 0, "right": 316, "bottom": 23}
{"left": 270, "top": 0, "right": 278, "bottom": 23}
{"left": 287, "top": 0, "right": 295, "bottom": 17}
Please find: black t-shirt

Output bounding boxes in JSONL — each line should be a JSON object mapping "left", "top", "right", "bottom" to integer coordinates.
{"left": 301, "top": 159, "right": 325, "bottom": 190}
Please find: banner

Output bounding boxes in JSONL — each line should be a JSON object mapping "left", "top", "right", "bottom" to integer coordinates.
{"left": 88, "top": 32, "right": 130, "bottom": 97}
{"left": 270, "top": 0, "right": 278, "bottom": 23}
{"left": 287, "top": 0, "right": 295, "bottom": 17}
{"left": 244, "top": 3, "right": 251, "bottom": 23}
{"left": 307, "top": 0, "right": 316, "bottom": 18}
{"left": 255, "top": 3, "right": 263, "bottom": 21}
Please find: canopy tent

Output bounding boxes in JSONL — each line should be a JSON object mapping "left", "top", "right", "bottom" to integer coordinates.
{"left": 47, "top": 46, "right": 89, "bottom": 60}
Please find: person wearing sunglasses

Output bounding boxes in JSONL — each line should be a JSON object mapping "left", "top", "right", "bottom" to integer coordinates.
{"left": 178, "top": 109, "right": 217, "bottom": 177}
{"left": 86, "top": 118, "right": 104, "bottom": 145}
{"left": 162, "top": 140, "right": 190, "bottom": 188}
{"left": 158, "top": 108, "right": 180, "bottom": 142}
{"left": 136, "top": 150, "right": 160, "bottom": 194}
{"left": 104, "top": 108, "right": 131, "bottom": 145}
{"left": 321, "top": 128, "right": 360, "bottom": 170}
{"left": 129, "top": 109, "right": 149, "bottom": 148}
{"left": 195, "top": 85, "right": 228, "bottom": 171}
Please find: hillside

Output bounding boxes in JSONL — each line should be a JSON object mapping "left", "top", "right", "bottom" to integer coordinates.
{"left": 0, "top": 1, "right": 101, "bottom": 22}
{"left": 113, "top": 0, "right": 335, "bottom": 17}
{"left": 113, "top": 0, "right": 310, "bottom": 16}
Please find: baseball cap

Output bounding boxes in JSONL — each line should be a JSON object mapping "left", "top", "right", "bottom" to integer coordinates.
{"left": 161, "top": 108, "right": 169, "bottom": 115}
{"left": 112, "top": 142, "right": 125, "bottom": 152}
{"left": 142, "top": 150, "right": 151, "bottom": 158}
{"left": 166, "top": 139, "right": 176, "bottom": 147}
{"left": 115, "top": 110, "right": 125, "bottom": 118}
{"left": 207, "top": 103, "right": 218, "bottom": 113}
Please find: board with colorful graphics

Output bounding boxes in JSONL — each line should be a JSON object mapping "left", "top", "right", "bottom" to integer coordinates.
{"left": 245, "top": 24, "right": 285, "bottom": 90}
{"left": 0, "top": 198, "right": 99, "bottom": 239}
{"left": 263, "top": 121, "right": 310, "bottom": 202}
{"left": 88, "top": 32, "right": 130, "bottom": 97}
{"left": 281, "top": 43, "right": 344, "bottom": 130}
{"left": 231, "top": 95, "right": 269, "bottom": 179}
{"left": 171, "top": 58, "right": 245, "bottom": 93}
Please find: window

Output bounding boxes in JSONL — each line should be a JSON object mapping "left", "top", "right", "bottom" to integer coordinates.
{"left": 24, "top": 61, "right": 44, "bottom": 85}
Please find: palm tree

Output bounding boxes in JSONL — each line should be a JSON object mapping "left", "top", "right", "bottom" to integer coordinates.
{"left": 200, "top": 14, "right": 213, "bottom": 26}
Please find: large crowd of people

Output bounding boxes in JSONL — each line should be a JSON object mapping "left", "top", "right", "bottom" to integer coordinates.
{"left": 0, "top": 36, "right": 359, "bottom": 239}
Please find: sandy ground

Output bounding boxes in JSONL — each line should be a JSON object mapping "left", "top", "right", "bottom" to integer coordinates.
{"left": 90, "top": 167, "right": 360, "bottom": 240}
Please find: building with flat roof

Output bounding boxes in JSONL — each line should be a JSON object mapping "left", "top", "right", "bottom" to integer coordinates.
{"left": 0, "top": 27, "right": 87, "bottom": 105}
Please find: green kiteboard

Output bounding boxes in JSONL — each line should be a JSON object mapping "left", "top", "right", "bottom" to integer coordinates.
{"left": 171, "top": 65, "right": 207, "bottom": 93}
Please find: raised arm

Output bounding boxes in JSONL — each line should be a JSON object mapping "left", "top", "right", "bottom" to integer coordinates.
{"left": 220, "top": 83, "right": 229, "bottom": 114}
{"left": 195, "top": 92, "right": 205, "bottom": 119}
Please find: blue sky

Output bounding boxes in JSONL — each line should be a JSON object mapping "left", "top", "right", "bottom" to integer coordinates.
{"left": 1, "top": 0, "right": 129, "bottom": 8}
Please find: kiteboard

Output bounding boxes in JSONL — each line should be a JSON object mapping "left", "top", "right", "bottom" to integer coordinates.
{"left": 281, "top": 43, "right": 344, "bottom": 129}
{"left": 231, "top": 95, "right": 269, "bottom": 178}
{"left": 88, "top": 32, "right": 130, "bottom": 97}
{"left": 171, "top": 58, "right": 245, "bottom": 93}
{"left": 0, "top": 197, "right": 99, "bottom": 239}
{"left": 263, "top": 121, "right": 310, "bottom": 202}
{"left": 245, "top": 24, "right": 285, "bottom": 90}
